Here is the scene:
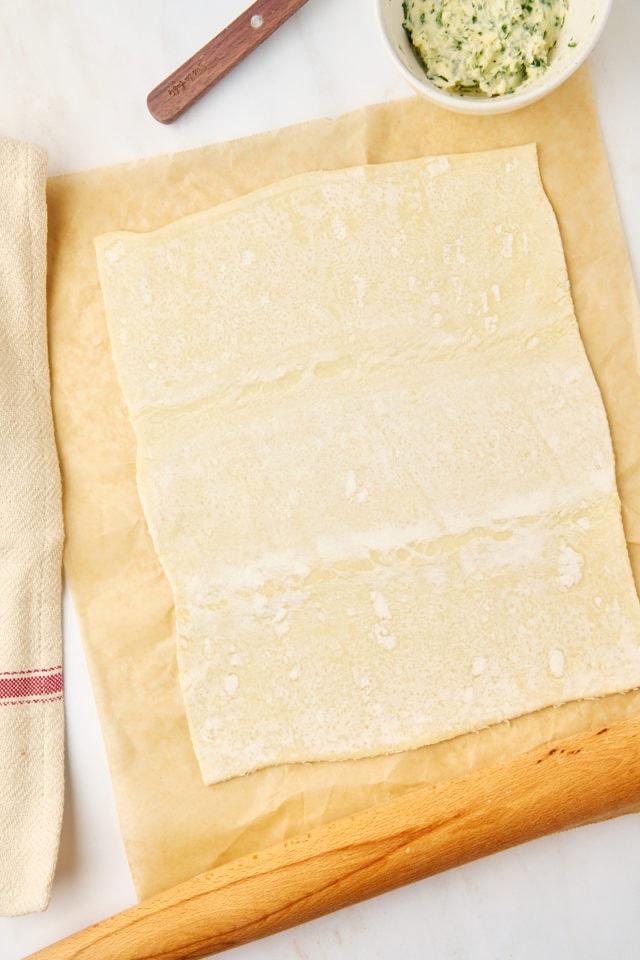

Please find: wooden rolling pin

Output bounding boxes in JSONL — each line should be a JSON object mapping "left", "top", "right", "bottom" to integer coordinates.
{"left": 27, "top": 713, "right": 640, "bottom": 960}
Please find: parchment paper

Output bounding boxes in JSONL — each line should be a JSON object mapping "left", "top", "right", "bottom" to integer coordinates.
{"left": 47, "top": 68, "right": 640, "bottom": 900}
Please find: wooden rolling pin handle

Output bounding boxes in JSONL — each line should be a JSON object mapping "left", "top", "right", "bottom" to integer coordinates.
{"left": 26, "top": 714, "right": 640, "bottom": 960}
{"left": 147, "top": 0, "right": 311, "bottom": 124}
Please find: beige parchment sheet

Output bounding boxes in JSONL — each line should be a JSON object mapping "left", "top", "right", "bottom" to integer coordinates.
{"left": 47, "top": 68, "right": 640, "bottom": 901}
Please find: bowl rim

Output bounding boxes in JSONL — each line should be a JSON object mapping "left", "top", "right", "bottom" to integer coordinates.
{"left": 375, "top": 0, "right": 614, "bottom": 114}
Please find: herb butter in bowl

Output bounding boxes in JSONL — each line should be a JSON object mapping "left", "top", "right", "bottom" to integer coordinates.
{"left": 377, "top": 0, "right": 613, "bottom": 114}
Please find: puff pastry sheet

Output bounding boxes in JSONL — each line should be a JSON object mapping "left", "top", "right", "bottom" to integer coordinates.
{"left": 96, "top": 145, "right": 640, "bottom": 785}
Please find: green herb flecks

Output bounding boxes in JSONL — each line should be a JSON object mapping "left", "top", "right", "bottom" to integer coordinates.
{"left": 402, "top": 0, "right": 568, "bottom": 98}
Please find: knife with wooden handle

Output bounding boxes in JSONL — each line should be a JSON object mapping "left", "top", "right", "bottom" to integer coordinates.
{"left": 147, "top": 0, "right": 311, "bottom": 124}
{"left": 25, "top": 713, "right": 640, "bottom": 960}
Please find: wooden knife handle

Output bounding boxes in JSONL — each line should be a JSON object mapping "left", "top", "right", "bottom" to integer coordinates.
{"left": 147, "top": 0, "right": 311, "bottom": 124}
{"left": 26, "top": 713, "right": 640, "bottom": 960}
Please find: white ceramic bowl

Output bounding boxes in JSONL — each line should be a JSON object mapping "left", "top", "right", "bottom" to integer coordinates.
{"left": 376, "top": 0, "right": 613, "bottom": 114}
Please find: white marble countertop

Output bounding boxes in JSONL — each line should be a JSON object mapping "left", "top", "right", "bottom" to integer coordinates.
{"left": 2, "top": 1, "right": 640, "bottom": 957}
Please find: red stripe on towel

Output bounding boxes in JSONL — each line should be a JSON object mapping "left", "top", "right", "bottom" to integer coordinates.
{"left": 0, "top": 670, "right": 63, "bottom": 700}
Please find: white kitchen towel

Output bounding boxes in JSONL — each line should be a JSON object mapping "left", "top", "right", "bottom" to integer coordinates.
{"left": 0, "top": 139, "right": 64, "bottom": 915}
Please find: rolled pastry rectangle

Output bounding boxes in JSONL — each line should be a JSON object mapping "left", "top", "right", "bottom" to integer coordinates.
{"left": 96, "top": 145, "right": 640, "bottom": 786}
